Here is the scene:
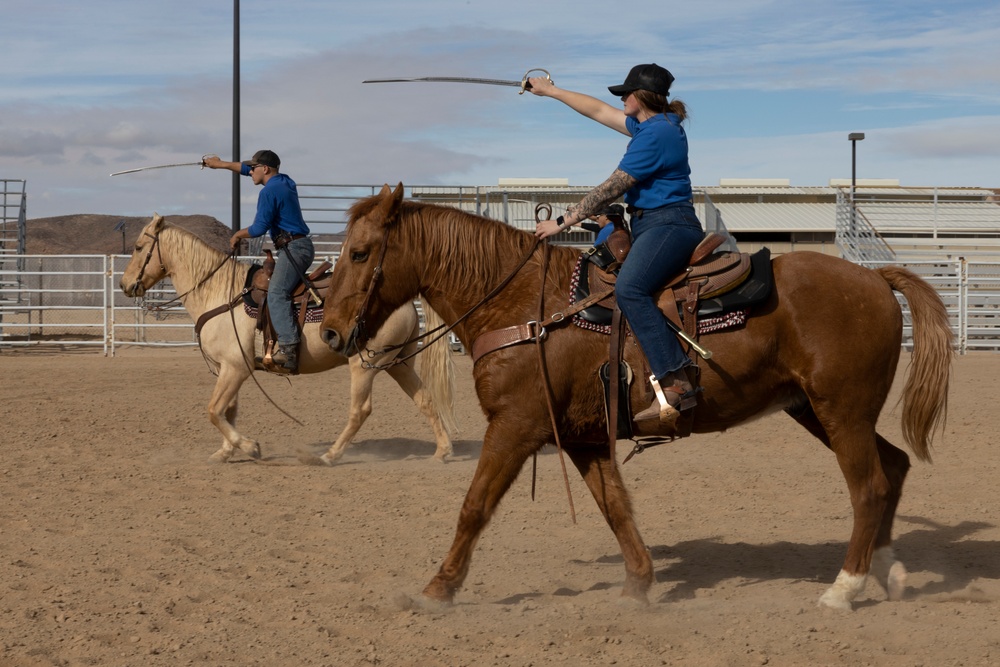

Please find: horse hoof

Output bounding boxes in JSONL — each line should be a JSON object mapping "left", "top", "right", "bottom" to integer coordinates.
{"left": 319, "top": 453, "right": 341, "bottom": 466}
{"left": 208, "top": 449, "right": 232, "bottom": 463}
{"left": 616, "top": 593, "right": 650, "bottom": 610}
{"left": 817, "top": 590, "right": 854, "bottom": 611}
{"left": 297, "top": 452, "right": 329, "bottom": 466}
{"left": 239, "top": 441, "right": 261, "bottom": 459}
{"left": 393, "top": 591, "right": 453, "bottom": 614}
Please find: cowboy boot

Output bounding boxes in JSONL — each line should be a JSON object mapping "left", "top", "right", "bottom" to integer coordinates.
{"left": 272, "top": 343, "right": 299, "bottom": 372}
{"left": 634, "top": 370, "right": 697, "bottom": 425}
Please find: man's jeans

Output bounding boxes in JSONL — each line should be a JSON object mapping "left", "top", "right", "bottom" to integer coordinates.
{"left": 268, "top": 236, "right": 315, "bottom": 346}
{"left": 616, "top": 203, "right": 704, "bottom": 379}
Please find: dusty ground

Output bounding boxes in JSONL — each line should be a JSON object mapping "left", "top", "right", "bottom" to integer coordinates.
{"left": 1, "top": 346, "right": 999, "bottom": 667}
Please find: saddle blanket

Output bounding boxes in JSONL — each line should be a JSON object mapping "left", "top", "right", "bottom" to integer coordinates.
{"left": 242, "top": 302, "right": 325, "bottom": 324}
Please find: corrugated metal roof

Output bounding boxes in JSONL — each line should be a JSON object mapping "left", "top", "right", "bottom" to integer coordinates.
{"left": 708, "top": 202, "right": 836, "bottom": 232}
{"left": 862, "top": 202, "right": 1000, "bottom": 232}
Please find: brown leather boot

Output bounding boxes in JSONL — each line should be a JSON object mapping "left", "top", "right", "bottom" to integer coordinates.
{"left": 634, "top": 370, "right": 697, "bottom": 425}
{"left": 271, "top": 343, "right": 299, "bottom": 372}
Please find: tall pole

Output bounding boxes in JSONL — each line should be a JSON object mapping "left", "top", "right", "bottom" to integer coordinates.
{"left": 231, "top": 0, "right": 241, "bottom": 232}
{"left": 848, "top": 132, "right": 865, "bottom": 233}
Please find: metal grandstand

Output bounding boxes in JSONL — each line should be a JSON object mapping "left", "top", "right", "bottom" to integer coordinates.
{"left": 1, "top": 179, "right": 27, "bottom": 308}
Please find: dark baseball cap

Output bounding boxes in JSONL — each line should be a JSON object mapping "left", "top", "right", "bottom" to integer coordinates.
{"left": 599, "top": 203, "right": 626, "bottom": 219}
{"left": 242, "top": 149, "right": 280, "bottom": 169}
{"left": 608, "top": 64, "right": 674, "bottom": 97}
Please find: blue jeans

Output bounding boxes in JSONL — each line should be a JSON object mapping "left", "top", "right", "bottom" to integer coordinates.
{"left": 268, "top": 236, "right": 315, "bottom": 346}
{"left": 616, "top": 203, "right": 704, "bottom": 379}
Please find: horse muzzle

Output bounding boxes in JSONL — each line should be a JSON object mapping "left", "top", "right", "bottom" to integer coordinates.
{"left": 120, "top": 279, "right": 146, "bottom": 298}
{"left": 321, "top": 323, "right": 362, "bottom": 357}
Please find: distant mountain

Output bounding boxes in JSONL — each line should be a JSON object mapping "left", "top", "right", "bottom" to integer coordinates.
{"left": 25, "top": 214, "right": 232, "bottom": 255}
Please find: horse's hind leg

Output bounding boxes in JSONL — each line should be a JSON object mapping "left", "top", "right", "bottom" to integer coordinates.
{"left": 206, "top": 364, "right": 258, "bottom": 462}
{"left": 787, "top": 403, "right": 906, "bottom": 608}
{"left": 565, "top": 445, "right": 654, "bottom": 603}
{"left": 321, "top": 355, "right": 375, "bottom": 465}
{"left": 870, "top": 433, "right": 911, "bottom": 601}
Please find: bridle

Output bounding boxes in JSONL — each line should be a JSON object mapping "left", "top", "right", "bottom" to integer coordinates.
{"left": 346, "top": 212, "right": 541, "bottom": 370}
{"left": 131, "top": 228, "right": 235, "bottom": 311}
{"left": 348, "top": 202, "right": 583, "bottom": 521}
{"left": 132, "top": 230, "right": 166, "bottom": 288}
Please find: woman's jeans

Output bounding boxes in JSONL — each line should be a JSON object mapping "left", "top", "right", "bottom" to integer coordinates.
{"left": 616, "top": 203, "right": 704, "bottom": 380}
{"left": 268, "top": 236, "right": 315, "bottom": 346}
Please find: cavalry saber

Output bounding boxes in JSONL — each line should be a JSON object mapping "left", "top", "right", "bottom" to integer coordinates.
{"left": 363, "top": 68, "right": 552, "bottom": 94}
{"left": 110, "top": 154, "right": 217, "bottom": 177}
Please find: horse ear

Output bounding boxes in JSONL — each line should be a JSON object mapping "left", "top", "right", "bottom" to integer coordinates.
{"left": 387, "top": 182, "right": 405, "bottom": 218}
{"left": 151, "top": 212, "right": 165, "bottom": 231}
{"left": 376, "top": 182, "right": 405, "bottom": 225}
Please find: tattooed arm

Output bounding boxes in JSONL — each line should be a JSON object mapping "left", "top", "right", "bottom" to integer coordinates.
{"left": 535, "top": 168, "right": 636, "bottom": 239}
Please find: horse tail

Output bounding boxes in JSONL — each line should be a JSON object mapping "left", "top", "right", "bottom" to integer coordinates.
{"left": 878, "top": 265, "right": 953, "bottom": 462}
{"left": 418, "top": 296, "right": 459, "bottom": 437}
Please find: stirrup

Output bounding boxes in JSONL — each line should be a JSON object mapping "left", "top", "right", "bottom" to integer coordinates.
{"left": 634, "top": 375, "right": 680, "bottom": 426}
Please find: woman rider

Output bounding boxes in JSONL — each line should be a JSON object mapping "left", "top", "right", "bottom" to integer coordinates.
{"left": 529, "top": 63, "right": 704, "bottom": 426}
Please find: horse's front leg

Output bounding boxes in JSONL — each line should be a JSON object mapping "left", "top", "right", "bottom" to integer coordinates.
{"left": 320, "top": 356, "right": 375, "bottom": 465}
{"left": 565, "top": 444, "right": 653, "bottom": 604}
{"left": 421, "top": 421, "right": 541, "bottom": 603}
{"left": 206, "top": 364, "right": 259, "bottom": 462}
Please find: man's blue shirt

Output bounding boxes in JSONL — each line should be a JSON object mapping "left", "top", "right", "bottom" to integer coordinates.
{"left": 241, "top": 166, "right": 310, "bottom": 240}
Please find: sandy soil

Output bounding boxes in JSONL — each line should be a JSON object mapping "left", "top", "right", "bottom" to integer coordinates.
{"left": 1, "top": 346, "right": 998, "bottom": 667}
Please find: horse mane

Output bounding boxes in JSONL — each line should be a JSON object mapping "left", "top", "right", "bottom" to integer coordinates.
{"left": 349, "top": 196, "right": 575, "bottom": 288}
{"left": 157, "top": 223, "right": 249, "bottom": 301}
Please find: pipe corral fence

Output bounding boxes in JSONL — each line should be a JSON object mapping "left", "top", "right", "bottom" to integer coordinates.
{"left": 2, "top": 184, "right": 998, "bottom": 355}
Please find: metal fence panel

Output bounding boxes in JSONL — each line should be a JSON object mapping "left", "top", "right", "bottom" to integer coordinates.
{"left": 3, "top": 253, "right": 1000, "bottom": 356}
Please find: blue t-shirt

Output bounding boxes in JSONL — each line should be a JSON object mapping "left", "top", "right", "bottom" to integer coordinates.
{"left": 594, "top": 223, "right": 614, "bottom": 245}
{"left": 617, "top": 114, "right": 693, "bottom": 209}
{"left": 241, "top": 166, "right": 310, "bottom": 240}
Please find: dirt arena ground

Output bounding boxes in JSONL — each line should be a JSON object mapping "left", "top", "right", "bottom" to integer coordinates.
{"left": 2, "top": 346, "right": 999, "bottom": 666}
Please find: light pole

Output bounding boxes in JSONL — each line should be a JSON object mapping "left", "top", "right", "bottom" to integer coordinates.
{"left": 848, "top": 132, "right": 865, "bottom": 232}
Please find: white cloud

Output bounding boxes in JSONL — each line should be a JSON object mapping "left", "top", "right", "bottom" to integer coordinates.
{"left": 1, "top": 0, "right": 998, "bottom": 225}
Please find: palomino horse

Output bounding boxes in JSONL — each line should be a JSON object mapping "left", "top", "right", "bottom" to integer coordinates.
{"left": 120, "top": 213, "right": 457, "bottom": 464}
{"left": 320, "top": 184, "right": 953, "bottom": 610}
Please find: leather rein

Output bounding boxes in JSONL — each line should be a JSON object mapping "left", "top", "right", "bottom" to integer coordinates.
{"left": 134, "top": 229, "right": 235, "bottom": 312}
{"left": 133, "top": 229, "right": 305, "bottom": 426}
{"left": 349, "top": 204, "right": 594, "bottom": 521}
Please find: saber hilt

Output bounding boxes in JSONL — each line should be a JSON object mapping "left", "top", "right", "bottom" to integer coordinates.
{"left": 666, "top": 317, "right": 713, "bottom": 360}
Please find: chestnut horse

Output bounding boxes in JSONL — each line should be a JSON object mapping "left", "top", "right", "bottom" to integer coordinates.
{"left": 120, "top": 213, "right": 457, "bottom": 464}
{"left": 320, "top": 184, "right": 952, "bottom": 610}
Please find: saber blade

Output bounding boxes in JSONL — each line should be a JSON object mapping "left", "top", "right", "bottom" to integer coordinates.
{"left": 110, "top": 154, "right": 217, "bottom": 177}
{"left": 363, "top": 76, "right": 524, "bottom": 87}
{"left": 110, "top": 162, "right": 204, "bottom": 177}
{"left": 363, "top": 68, "right": 551, "bottom": 95}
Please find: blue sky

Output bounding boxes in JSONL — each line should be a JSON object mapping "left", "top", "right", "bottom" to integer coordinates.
{"left": 2, "top": 0, "right": 998, "bottom": 229}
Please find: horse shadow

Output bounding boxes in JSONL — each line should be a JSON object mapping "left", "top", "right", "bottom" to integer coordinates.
{"left": 545, "top": 517, "right": 999, "bottom": 605}
{"left": 297, "top": 438, "right": 483, "bottom": 465}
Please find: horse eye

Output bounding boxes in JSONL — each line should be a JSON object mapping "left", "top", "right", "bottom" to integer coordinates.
{"left": 350, "top": 251, "right": 369, "bottom": 262}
